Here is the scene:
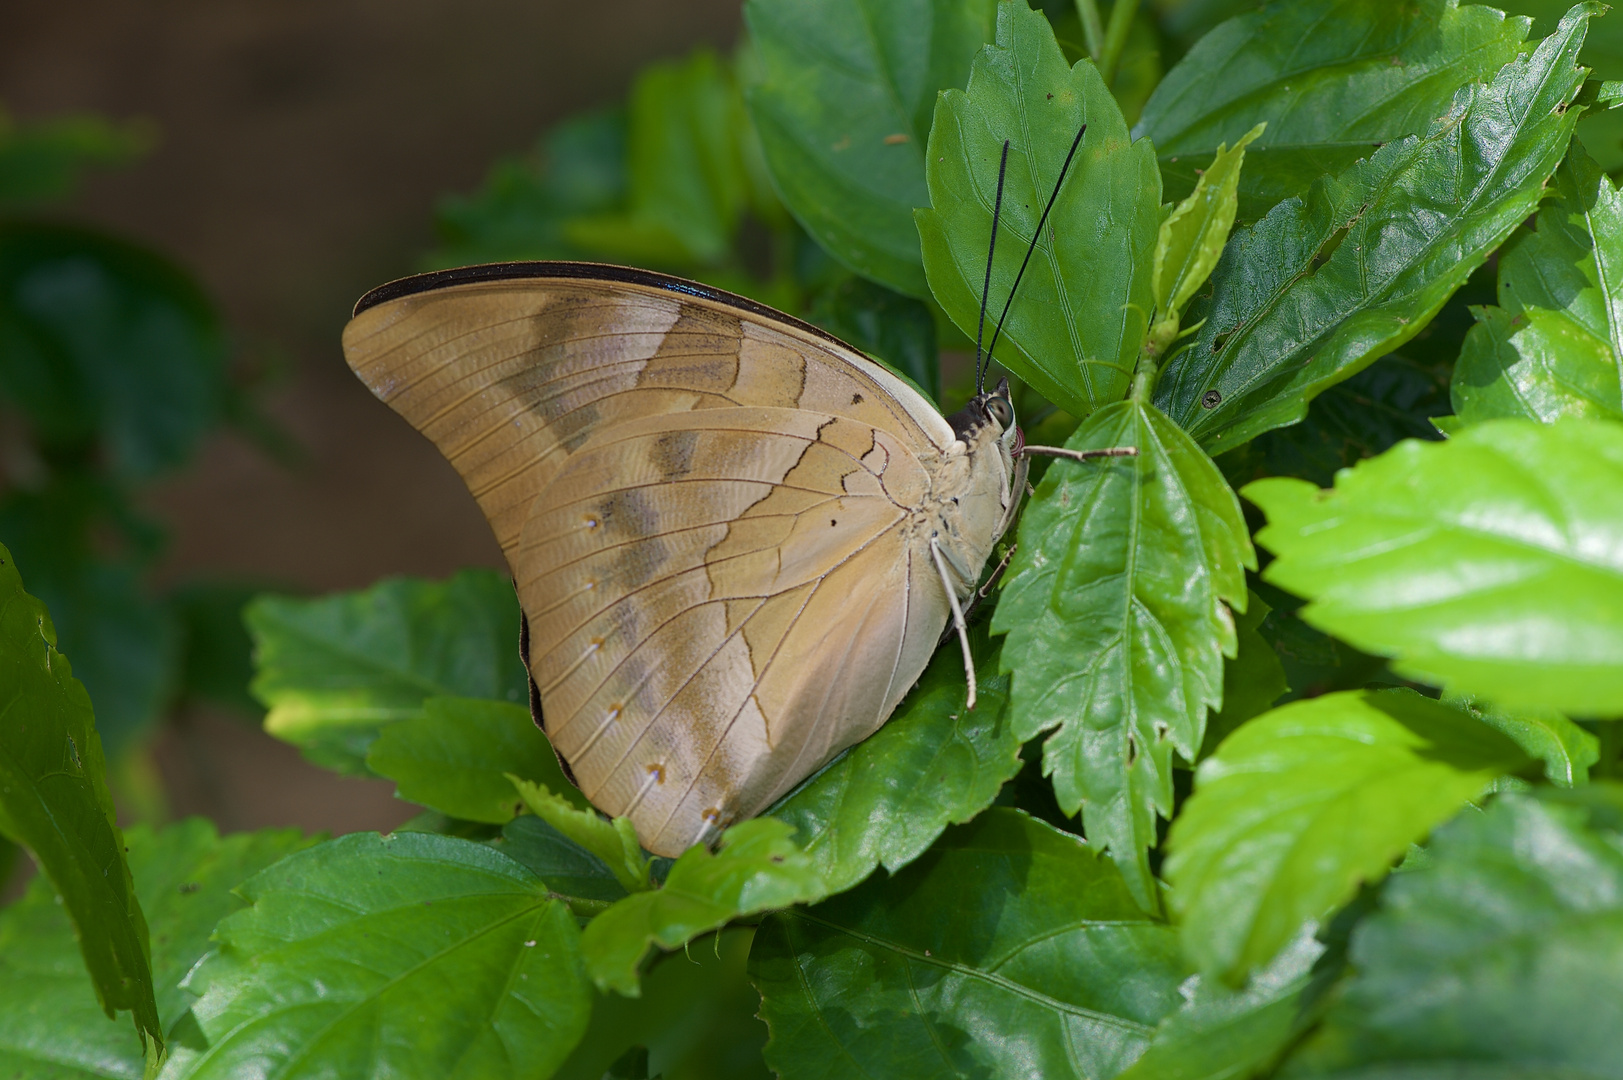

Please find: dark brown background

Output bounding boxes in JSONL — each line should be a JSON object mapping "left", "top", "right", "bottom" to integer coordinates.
{"left": 1, "top": 0, "right": 742, "bottom": 835}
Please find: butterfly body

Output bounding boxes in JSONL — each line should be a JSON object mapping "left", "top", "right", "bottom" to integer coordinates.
{"left": 343, "top": 263, "right": 1024, "bottom": 854}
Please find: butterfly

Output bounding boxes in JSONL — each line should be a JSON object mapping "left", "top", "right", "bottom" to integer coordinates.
{"left": 340, "top": 128, "right": 1129, "bottom": 856}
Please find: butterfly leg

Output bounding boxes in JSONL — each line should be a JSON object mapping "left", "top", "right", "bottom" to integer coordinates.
{"left": 957, "top": 542, "right": 1017, "bottom": 626}
{"left": 930, "top": 535, "right": 977, "bottom": 710}
{"left": 1018, "top": 445, "right": 1138, "bottom": 463}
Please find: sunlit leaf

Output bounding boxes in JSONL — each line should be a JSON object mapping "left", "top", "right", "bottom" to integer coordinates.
{"left": 1166, "top": 688, "right": 1529, "bottom": 983}
{"left": 992, "top": 399, "right": 1252, "bottom": 909}
{"left": 751, "top": 809, "right": 1188, "bottom": 1080}
{"left": 1247, "top": 418, "right": 1623, "bottom": 716}
{"left": 1446, "top": 693, "right": 1599, "bottom": 787}
{"left": 246, "top": 569, "right": 528, "bottom": 775}
{"left": 918, "top": 0, "right": 1161, "bottom": 417}
{"left": 1156, "top": 6, "right": 1596, "bottom": 456}
{"left": 511, "top": 777, "right": 649, "bottom": 895}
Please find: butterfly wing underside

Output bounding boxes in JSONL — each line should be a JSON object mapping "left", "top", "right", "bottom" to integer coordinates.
{"left": 341, "top": 266, "right": 958, "bottom": 854}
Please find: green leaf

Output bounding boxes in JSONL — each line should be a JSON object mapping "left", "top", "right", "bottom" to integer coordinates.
{"left": 0, "top": 542, "right": 160, "bottom": 1049}
{"left": 565, "top": 50, "right": 750, "bottom": 268}
{"left": 246, "top": 569, "right": 528, "bottom": 774}
{"left": 918, "top": 0, "right": 1161, "bottom": 417}
{"left": 1246, "top": 418, "right": 1623, "bottom": 717}
{"left": 745, "top": 0, "right": 995, "bottom": 297}
{"left": 511, "top": 776, "right": 649, "bottom": 894}
{"left": 750, "top": 808, "right": 1189, "bottom": 1080}
{"left": 991, "top": 400, "right": 1253, "bottom": 909}
{"left": 366, "top": 696, "right": 567, "bottom": 824}
{"left": 1113, "top": 928, "right": 1323, "bottom": 1080}
{"left": 1200, "top": 589, "right": 1289, "bottom": 758}
{"left": 0, "top": 107, "right": 150, "bottom": 205}
{"left": 764, "top": 634, "right": 1021, "bottom": 896}
{"left": 1166, "top": 688, "right": 1529, "bottom": 983}
{"left": 1151, "top": 122, "right": 1263, "bottom": 340}
{"left": 1452, "top": 140, "right": 1623, "bottom": 425}
{"left": 553, "top": 928, "right": 769, "bottom": 1080}
{"left": 428, "top": 107, "right": 628, "bottom": 267}
{"left": 166, "top": 831, "right": 590, "bottom": 1080}
{"left": 1284, "top": 785, "right": 1623, "bottom": 1077}
{"left": 0, "top": 221, "right": 229, "bottom": 481}
{"left": 0, "top": 819, "right": 309, "bottom": 1080}
{"left": 804, "top": 273, "right": 940, "bottom": 402}
{"left": 496, "top": 815, "right": 630, "bottom": 905}
{"left": 1139, "top": 0, "right": 1530, "bottom": 222}
{"left": 582, "top": 818, "right": 825, "bottom": 996}
{"left": 1156, "top": 6, "right": 1596, "bottom": 456}
{"left": 1444, "top": 694, "right": 1599, "bottom": 787}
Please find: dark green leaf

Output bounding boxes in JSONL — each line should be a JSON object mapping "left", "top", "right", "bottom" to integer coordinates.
{"left": 919, "top": 1, "right": 1161, "bottom": 417}
{"left": 0, "top": 542, "right": 159, "bottom": 1048}
{"left": 805, "top": 273, "right": 940, "bottom": 402}
{"left": 0, "top": 819, "right": 309, "bottom": 1079}
{"left": 745, "top": 0, "right": 995, "bottom": 297}
{"left": 582, "top": 819, "right": 825, "bottom": 996}
{"left": 428, "top": 107, "right": 628, "bottom": 267}
{"left": 1200, "top": 589, "right": 1289, "bottom": 758}
{"left": 0, "top": 221, "right": 229, "bottom": 480}
{"left": 1284, "top": 785, "right": 1623, "bottom": 1078}
{"left": 168, "top": 579, "right": 264, "bottom": 717}
{"left": 245, "top": 569, "right": 527, "bottom": 774}
{"left": 1452, "top": 141, "right": 1623, "bottom": 425}
{"left": 366, "top": 696, "right": 571, "bottom": 824}
{"left": 496, "top": 814, "right": 629, "bottom": 905}
{"left": 166, "top": 831, "right": 590, "bottom": 1080}
{"left": 0, "top": 108, "right": 150, "bottom": 206}
{"left": 554, "top": 928, "right": 769, "bottom": 1080}
{"left": 991, "top": 400, "right": 1252, "bottom": 909}
{"left": 1166, "top": 688, "right": 1529, "bottom": 983}
{"left": 765, "top": 635, "right": 1021, "bottom": 897}
{"left": 511, "top": 776, "right": 650, "bottom": 894}
{"left": 1157, "top": 6, "right": 1595, "bottom": 456}
{"left": 1114, "top": 928, "right": 1323, "bottom": 1080}
{"left": 1246, "top": 418, "right": 1623, "bottom": 716}
{"left": 750, "top": 808, "right": 1188, "bottom": 1080}
{"left": 565, "top": 50, "right": 750, "bottom": 268}
{"left": 1446, "top": 694, "right": 1600, "bottom": 787}
{"left": 1140, "top": 0, "right": 1529, "bottom": 221}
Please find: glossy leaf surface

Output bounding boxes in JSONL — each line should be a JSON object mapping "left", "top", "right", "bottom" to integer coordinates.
{"left": 1453, "top": 141, "right": 1623, "bottom": 425}
{"left": 167, "top": 831, "right": 590, "bottom": 1080}
{"left": 0, "top": 542, "right": 158, "bottom": 1048}
{"left": 246, "top": 569, "right": 528, "bottom": 774}
{"left": 765, "top": 635, "right": 1020, "bottom": 896}
{"left": 751, "top": 809, "right": 1188, "bottom": 1080}
{"left": 1166, "top": 689, "right": 1528, "bottom": 983}
{"left": 918, "top": 1, "right": 1161, "bottom": 417}
{"left": 1247, "top": 418, "right": 1623, "bottom": 715}
{"left": 1157, "top": 6, "right": 1595, "bottom": 456}
{"left": 1140, "top": 0, "right": 1529, "bottom": 220}
{"left": 745, "top": 0, "right": 995, "bottom": 296}
{"left": 582, "top": 819, "right": 825, "bottom": 996}
{"left": 1285, "top": 786, "right": 1623, "bottom": 1077}
{"left": 992, "top": 400, "right": 1252, "bottom": 908}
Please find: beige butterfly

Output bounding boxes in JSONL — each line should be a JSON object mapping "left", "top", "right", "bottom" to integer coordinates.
{"left": 342, "top": 260, "right": 1126, "bottom": 856}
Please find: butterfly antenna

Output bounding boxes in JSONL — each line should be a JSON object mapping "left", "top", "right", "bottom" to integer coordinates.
{"left": 974, "top": 139, "right": 1011, "bottom": 395}
{"left": 985, "top": 124, "right": 1087, "bottom": 366}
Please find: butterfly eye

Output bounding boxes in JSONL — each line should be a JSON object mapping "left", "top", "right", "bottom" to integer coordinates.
{"left": 986, "top": 396, "right": 1014, "bottom": 429}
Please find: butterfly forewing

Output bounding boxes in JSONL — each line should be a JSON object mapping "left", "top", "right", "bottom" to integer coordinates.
{"left": 342, "top": 265, "right": 994, "bottom": 855}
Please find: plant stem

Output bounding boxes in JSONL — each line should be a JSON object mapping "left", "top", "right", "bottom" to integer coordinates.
{"left": 1098, "top": 0, "right": 1141, "bottom": 87}
{"left": 1074, "top": 0, "right": 1105, "bottom": 62}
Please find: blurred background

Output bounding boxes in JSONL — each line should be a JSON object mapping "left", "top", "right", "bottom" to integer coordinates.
{"left": 0, "top": 0, "right": 743, "bottom": 838}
